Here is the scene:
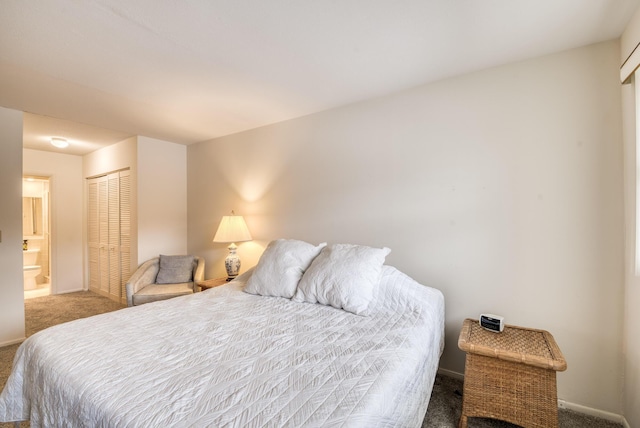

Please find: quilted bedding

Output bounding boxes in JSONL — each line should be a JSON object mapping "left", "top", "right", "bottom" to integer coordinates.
{"left": 0, "top": 265, "right": 444, "bottom": 427}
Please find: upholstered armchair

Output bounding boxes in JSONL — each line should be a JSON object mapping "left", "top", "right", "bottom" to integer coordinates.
{"left": 126, "top": 255, "right": 205, "bottom": 307}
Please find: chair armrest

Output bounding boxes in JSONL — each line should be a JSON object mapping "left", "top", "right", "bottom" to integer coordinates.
{"left": 192, "top": 257, "right": 205, "bottom": 292}
{"left": 125, "top": 258, "right": 160, "bottom": 306}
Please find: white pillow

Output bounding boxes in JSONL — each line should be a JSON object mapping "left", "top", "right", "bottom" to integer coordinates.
{"left": 292, "top": 244, "right": 391, "bottom": 315}
{"left": 244, "top": 239, "right": 326, "bottom": 298}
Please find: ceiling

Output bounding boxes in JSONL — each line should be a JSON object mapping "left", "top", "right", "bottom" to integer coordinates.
{"left": 2, "top": 0, "right": 639, "bottom": 156}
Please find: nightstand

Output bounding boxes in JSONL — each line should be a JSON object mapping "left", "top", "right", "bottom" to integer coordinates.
{"left": 196, "top": 277, "right": 229, "bottom": 291}
{"left": 457, "top": 318, "right": 567, "bottom": 428}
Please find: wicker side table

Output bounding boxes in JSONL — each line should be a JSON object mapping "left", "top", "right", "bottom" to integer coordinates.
{"left": 457, "top": 318, "right": 567, "bottom": 428}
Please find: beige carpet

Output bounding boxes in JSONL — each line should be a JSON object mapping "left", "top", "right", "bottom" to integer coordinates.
{"left": 0, "top": 292, "right": 623, "bottom": 428}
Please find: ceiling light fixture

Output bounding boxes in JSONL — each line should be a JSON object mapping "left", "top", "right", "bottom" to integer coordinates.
{"left": 50, "top": 137, "right": 69, "bottom": 148}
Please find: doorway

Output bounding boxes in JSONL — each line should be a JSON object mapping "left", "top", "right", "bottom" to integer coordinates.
{"left": 23, "top": 176, "right": 51, "bottom": 299}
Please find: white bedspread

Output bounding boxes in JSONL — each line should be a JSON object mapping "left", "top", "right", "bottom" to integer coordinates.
{"left": 0, "top": 266, "right": 444, "bottom": 427}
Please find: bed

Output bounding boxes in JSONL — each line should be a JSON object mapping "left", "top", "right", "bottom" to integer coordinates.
{"left": 0, "top": 241, "right": 444, "bottom": 427}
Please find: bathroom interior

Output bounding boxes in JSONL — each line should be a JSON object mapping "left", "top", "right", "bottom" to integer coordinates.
{"left": 23, "top": 177, "right": 51, "bottom": 299}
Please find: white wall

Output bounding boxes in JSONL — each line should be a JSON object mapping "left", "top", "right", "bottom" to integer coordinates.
{"left": 84, "top": 135, "right": 187, "bottom": 270}
{"left": 621, "top": 74, "right": 638, "bottom": 428}
{"left": 188, "top": 41, "right": 624, "bottom": 414}
{"left": 24, "top": 149, "right": 84, "bottom": 294}
{"left": 137, "top": 136, "right": 187, "bottom": 261}
{"left": 622, "top": 9, "right": 640, "bottom": 64}
{"left": 83, "top": 136, "right": 138, "bottom": 178}
{"left": 621, "top": 9, "right": 640, "bottom": 427}
{"left": 621, "top": 6, "right": 640, "bottom": 83}
{"left": 0, "top": 107, "right": 24, "bottom": 346}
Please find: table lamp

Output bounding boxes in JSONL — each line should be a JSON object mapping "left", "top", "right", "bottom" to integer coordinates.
{"left": 213, "top": 211, "right": 252, "bottom": 280}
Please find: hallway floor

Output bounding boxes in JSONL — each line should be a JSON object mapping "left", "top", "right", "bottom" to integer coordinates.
{"left": 24, "top": 282, "right": 50, "bottom": 300}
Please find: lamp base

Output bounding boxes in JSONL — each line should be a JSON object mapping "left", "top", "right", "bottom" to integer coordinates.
{"left": 224, "top": 243, "right": 241, "bottom": 281}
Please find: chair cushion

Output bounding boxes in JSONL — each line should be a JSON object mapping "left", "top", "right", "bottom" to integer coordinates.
{"left": 156, "top": 255, "right": 195, "bottom": 284}
{"left": 132, "top": 282, "right": 194, "bottom": 305}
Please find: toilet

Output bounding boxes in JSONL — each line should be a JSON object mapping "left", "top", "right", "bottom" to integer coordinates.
{"left": 23, "top": 249, "right": 42, "bottom": 290}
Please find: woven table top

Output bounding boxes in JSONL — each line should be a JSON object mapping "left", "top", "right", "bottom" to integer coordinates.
{"left": 458, "top": 318, "right": 567, "bottom": 371}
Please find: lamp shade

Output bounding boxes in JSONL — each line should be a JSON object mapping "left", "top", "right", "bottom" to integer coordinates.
{"left": 213, "top": 213, "right": 252, "bottom": 243}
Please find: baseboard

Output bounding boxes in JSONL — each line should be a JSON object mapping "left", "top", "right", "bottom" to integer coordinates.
{"left": 0, "top": 337, "right": 25, "bottom": 347}
{"left": 438, "top": 369, "right": 628, "bottom": 424}
{"left": 55, "top": 287, "right": 85, "bottom": 295}
{"left": 558, "top": 399, "right": 627, "bottom": 426}
{"left": 437, "top": 367, "right": 464, "bottom": 380}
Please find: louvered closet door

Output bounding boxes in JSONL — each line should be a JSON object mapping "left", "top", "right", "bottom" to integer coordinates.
{"left": 98, "top": 176, "right": 110, "bottom": 294}
{"left": 118, "top": 170, "right": 131, "bottom": 303}
{"left": 87, "top": 170, "right": 132, "bottom": 303}
{"left": 108, "top": 172, "right": 121, "bottom": 299}
{"left": 87, "top": 178, "right": 100, "bottom": 291}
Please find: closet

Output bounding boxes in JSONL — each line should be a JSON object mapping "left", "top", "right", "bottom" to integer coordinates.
{"left": 87, "top": 170, "right": 131, "bottom": 303}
